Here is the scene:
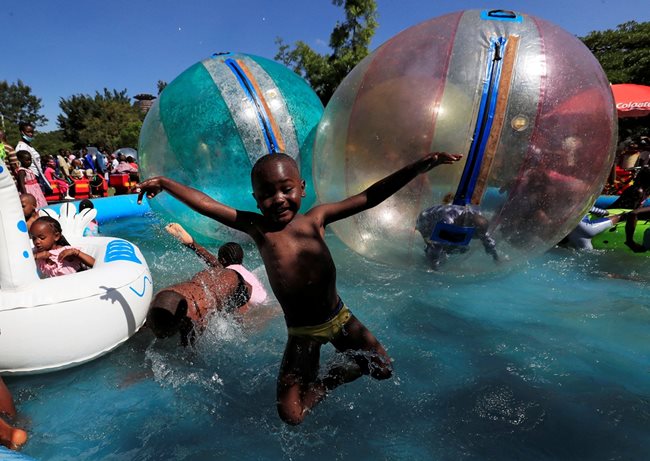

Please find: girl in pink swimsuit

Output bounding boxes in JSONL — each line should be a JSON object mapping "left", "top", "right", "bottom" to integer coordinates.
{"left": 30, "top": 216, "right": 95, "bottom": 278}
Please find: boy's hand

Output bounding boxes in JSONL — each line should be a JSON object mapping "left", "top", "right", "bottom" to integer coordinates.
{"left": 137, "top": 177, "right": 165, "bottom": 204}
{"left": 418, "top": 152, "right": 462, "bottom": 173}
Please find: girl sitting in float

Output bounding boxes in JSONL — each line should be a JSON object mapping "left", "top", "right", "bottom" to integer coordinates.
{"left": 30, "top": 216, "right": 95, "bottom": 278}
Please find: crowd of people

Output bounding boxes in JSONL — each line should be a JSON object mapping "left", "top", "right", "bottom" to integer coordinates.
{"left": 0, "top": 121, "right": 140, "bottom": 205}
{"left": 603, "top": 136, "right": 650, "bottom": 195}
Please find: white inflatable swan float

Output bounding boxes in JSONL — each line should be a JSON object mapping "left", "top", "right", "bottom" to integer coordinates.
{"left": 0, "top": 159, "right": 152, "bottom": 374}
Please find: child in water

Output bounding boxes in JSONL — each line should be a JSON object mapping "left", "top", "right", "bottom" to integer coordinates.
{"left": 138, "top": 152, "right": 461, "bottom": 425}
{"left": 148, "top": 223, "right": 262, "bottom": 346}
{"left": 217, "top": 241, "right": 268, "bottom": 306}
{"left": 20, "top": 193, "right": 39, "bottom": 232}
{"left": 30, "top": 216, "right": 95, "bottom": 278}
{"left": 79, "top": 199, "right": 100, "bottom": 236}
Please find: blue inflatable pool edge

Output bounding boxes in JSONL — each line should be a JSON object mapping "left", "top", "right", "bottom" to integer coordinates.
{"left": 0, "top": 445, "right": 38, "bottom": 460}
{"left": 44, "top": 195, "right": 150, "bottom": 225}
{"left": 42, "top": 194, "right": 636, "bottom": 228}
{"left": 594, "top": 195, "right": 650, "bottom": 209}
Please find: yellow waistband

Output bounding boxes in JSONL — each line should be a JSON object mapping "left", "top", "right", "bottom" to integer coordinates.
{"left": 287, "top": 304, "right": 352, "bottom": 344}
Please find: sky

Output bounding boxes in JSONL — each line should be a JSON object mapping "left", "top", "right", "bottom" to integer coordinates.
{"left": 3, "top": 0, "right": 649, "bottom": 133}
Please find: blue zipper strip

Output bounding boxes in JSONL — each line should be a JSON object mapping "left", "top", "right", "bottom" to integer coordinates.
{"left": 453, "top": 36, "right": 507, "bottom": 206}
{"left": 225, "top": 58, "right": 280, "bottom": 154}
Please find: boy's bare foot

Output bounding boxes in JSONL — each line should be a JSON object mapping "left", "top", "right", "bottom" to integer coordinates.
{"left": 625, "top": 240, "right": 647, "bottom": 253}
{"left": 0, "top": 418, "right": 27, "bottom": 451}
{"left": 165, "top": 223, "right": 194, "bottom": 245}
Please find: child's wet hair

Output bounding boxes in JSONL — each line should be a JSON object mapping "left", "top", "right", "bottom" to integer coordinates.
{"left": 79, "top": 199, "right": 94, "bottom": 212}
{"left": 31, "top": 216, "right": 71, "bottom": 246}
{"left": 250, "top": 153, "right": 298, "bottom": 181}
{"left": 218, "top": 242, "right": 244, "bottom": 266}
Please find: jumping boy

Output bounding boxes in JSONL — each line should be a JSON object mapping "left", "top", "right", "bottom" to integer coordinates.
{"left": 137, "top": 152, "right": 461, "bottom": 424}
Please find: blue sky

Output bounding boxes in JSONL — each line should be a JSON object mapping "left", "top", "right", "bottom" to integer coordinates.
{"left": 4, "top": 0, "right": 649, "bottom": 132}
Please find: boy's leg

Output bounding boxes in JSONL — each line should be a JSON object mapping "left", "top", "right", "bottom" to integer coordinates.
{"left": 330, "top": 314, "right": 393, "bottom": 381}
{"left": 0, "top": 379, "right": 26, "bottom": 451}
{"left": 0, "top": 417, "right": 27, "bottom": 451}
{"left": 0, "top": 378, "right": 15, "bottom": 418}
{"left": 625, "top": 207, "right": 650, "bottom": 252}
{"left": 276, "top": 335, "right": 324, "bottom": 425}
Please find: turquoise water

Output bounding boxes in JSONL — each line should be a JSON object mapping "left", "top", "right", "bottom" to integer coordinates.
{"left": 5, "top": 214, "right": 650, "bottom": 460}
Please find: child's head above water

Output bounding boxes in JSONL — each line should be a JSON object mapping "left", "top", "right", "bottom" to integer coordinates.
{"left": 20, "top": 193, "right": 37, "bottom": 218}
{"left": 79, "top": 199, "right": 94, "bottom": 212}
{"left": 30, "top": 216, "right": 70, "bottom": 252}
{"left": 250, "top": 153, "right": 306, "bottom": 224}
{"left": 218, "top": 242, "right": 244, "bottom": 267}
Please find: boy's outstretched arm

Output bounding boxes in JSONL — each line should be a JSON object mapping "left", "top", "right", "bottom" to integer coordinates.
{"left": 137, "top": 176, "right": 255, "bottom": 232}
{"left": 313, "top": 153, "right": 462, "bottom": 225}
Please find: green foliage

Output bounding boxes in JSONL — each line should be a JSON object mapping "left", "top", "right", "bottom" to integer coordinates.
{"left": 581, "top": 21, "right": 650, "bottom": 85}
{"left": 275, "top": 0, "right": 377, "bottom": 104}
{"left": 0, "top": 79, "right": 47, "bottom": 128}
{"left": 58, "top": 89, "right": 143, "bottom": 150}
{"left": 32, "top": 130, "right": 74, "bottom": 158}
{"left": 581, "top": 21, "right": 650, "bottom": 140}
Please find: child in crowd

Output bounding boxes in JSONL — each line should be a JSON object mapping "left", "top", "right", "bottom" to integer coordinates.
{"left": 30, "top": 216, "right": 95, "bottom": 278}
{"left": 44, "top": 157, "right": 72, "bottom": 200}
{"left": 79, "top": 199, "right": 100, "bottom": 236}
{"left": 138, "top": 151, "right": 461, "bottom": 424}
{"left": 0, "top": 377, "right": 27, "bottom": 451}
{"left": 20, "top": 193, "right": 39, "bottom": 231}
{"left": 15, "top": 150, "right": 48, "bottom": 208}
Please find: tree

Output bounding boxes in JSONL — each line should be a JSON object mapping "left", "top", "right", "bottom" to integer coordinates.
{"left": 157, "top": 80, "right": 168, "bottom": 95}
{"left": 58, "top": 89, "right": 142, "bottom": 149}
{"left": 581, "top": 21, "right": 650, "bottom": 86}
{"left": 275, "top": 0, "right": 377, "bottom": 104}
{"left": 0, "top": 80, "right": 47, "bottom": 129}
{"left": 32, "top": 130, "right": 74, "bottom": 158}
{"left": 581, "top": 21, "right": 650, "bottom": 140}
{"left": 77, "top": 98, "right": 142, "bottom": 149}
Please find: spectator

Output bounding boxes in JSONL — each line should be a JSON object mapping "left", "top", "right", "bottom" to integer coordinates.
{"left": 44, "top": 157, "right": 73, "bottom": 200}
{"left": 15, "top": 150, "right": 48, "bottom": 208}
{"left": 15, "top": 121, "right": 51, "bottom": 195}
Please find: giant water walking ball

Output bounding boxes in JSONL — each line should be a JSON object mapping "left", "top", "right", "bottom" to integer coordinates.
{"left": 313, "top": 9, "right": 617, "bottom": 273}
{"left": 139, "top": 52, "right": 323, "bottom": 242}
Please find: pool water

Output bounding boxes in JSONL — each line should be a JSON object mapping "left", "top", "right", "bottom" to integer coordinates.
{"left": 5, "top": 214, "right": 649, "bottom": 460}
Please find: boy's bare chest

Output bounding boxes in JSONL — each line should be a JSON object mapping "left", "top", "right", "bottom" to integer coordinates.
{"left": 259, "top": 220, "right": 333, "bottom": 276}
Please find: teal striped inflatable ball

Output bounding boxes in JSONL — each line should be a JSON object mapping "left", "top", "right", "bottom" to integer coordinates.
{"left": 139, "top": 52, "right": 323, "bottom": 242}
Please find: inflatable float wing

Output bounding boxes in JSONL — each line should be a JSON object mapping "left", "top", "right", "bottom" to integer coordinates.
{"left": 0, "top": 160, "right": 153, "bottom": 375}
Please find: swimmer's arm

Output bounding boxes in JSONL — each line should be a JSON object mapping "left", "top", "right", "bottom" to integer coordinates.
{"left": 188, "top": 242, "right": 222, "bottom": 268}
{"left": 137, "top": 176, "right": 258, "bottom": 232}
{"left": 311, "top": 153, "right": 462, "bottom": 224}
